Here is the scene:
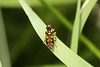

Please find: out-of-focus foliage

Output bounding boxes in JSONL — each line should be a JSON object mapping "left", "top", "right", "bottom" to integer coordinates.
{"left": 0, "top": 0, "right": 77, "bottom": 8}
{"left": 0, "top": 0, "right": 100, "bottom": 67}
{"left": 18, "top": 0, "right": 93, "bottom": 67}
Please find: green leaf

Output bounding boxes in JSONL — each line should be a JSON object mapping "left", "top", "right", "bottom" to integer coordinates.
{"left": 0, "top": 61, "right": 2, "bottom": 67}
{"left": 80, "top": 0, "right": 97, "bottom": 32}
{"left": 0, "top": 8, "right": 11, "bottom": 67}
{"left": 71, "top": 0, "right": 81, "bottom": 53}
{"left": 19, "top": 0, "right": 93, "bottom": 67}
{"left": 80, "top": 0, "right": 100, "bottom": 59}
{"left": 40, "top": 0, "right": 100, "bottom": 59}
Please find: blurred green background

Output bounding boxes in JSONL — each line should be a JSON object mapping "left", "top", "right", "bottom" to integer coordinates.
{"left": 0, "top": 0, "right": 100, "bottom": 67}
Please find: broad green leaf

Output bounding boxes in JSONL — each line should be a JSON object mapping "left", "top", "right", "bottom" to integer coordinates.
{"left": 40, "top": 0, "right": 100, "bottom": 59}
{"left": 0, "top": 8, "right": 11, "bottom": 67}
{"left": 71, "top": 0, "right": 81, "bottom": 53}
{"left": 19, "top": 0, "right": 93, "bottom": 67}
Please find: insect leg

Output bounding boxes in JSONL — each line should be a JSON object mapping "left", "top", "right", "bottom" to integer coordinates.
{"left": 54, "top": 32, "right": 57, "bottom": 41}
{"left": 54, "top": 42, "right": 57, "bottom": 48}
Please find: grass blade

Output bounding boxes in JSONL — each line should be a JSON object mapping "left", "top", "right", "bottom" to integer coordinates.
{"left": 71, "top": 0, "right": 81, "bottom": 53}
{"left": 40, "top": 0, "right": 100, "bottom": 59}
{"left": 19, "top": 0, "right": 93, "bottom": 67}
{"left": 80, "top": 0, "right": 97, "bottom": 32}
{"left": 0, "top": 61, "right": 2, "bottom": 67}
{"left": 0, "top": 8, "right": 11, "bottom": 67}
{"left": 79, "top": 0, "right": 100, "bottom": 58}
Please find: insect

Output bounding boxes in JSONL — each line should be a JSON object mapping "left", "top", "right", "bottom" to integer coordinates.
{"left": 45, "top": 25, "right": 57, "bottom": 49}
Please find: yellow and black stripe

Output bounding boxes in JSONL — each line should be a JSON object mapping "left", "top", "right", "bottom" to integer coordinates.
{"left": 45, "top": 25, "right": 56, "bottom": 49}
